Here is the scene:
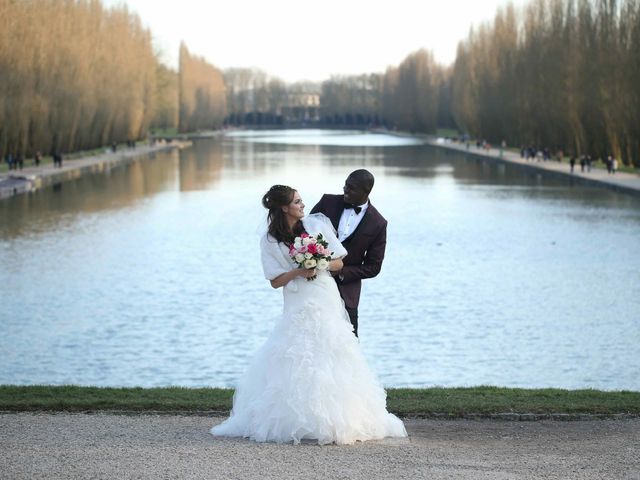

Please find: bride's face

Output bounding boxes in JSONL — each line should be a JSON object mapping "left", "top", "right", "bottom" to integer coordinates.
{"left": 283, "top": 191, "right": 305, "bottom": 221}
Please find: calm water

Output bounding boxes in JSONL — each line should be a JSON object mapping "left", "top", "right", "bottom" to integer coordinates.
{"left": 1, "top": 130, "right": 639, "bottom": 390}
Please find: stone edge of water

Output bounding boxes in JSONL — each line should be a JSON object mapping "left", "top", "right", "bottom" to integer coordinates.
{"left": 1, "top": 410, "right": 638, "bottom": 421}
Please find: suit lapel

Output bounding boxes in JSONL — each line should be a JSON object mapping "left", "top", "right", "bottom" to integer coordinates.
{"left": 328, "top": 196, "right": 342, "bottom": 230}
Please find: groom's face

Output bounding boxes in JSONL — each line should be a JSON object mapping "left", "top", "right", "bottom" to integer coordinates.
{"left": 343, "top": 176, "right": 368, "bottom": 206}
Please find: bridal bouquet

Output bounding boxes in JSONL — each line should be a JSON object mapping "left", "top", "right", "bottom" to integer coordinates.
{"left": 289, "top": 233, "right": 333, "bottom": 279}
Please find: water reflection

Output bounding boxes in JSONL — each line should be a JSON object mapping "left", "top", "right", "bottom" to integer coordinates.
{"left": 0, "top": 150, "right": 180, "bottom": 239}
{"left": 229, "top": 129, "right": 424, "bottom": 147}
{"left": 179, "top": 140, "right": 224, "bottom": 191}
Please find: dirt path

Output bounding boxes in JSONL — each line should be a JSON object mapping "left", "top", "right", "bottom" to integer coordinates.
{"left": 1, "top": 413, "right": 638, "bottom": 479}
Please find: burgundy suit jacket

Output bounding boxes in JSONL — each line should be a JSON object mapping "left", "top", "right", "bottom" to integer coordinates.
{"left": 310, "top": 194, "right": 387, "bottom": 309}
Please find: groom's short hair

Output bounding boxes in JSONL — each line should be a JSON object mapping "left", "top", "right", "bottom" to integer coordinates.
{"left": 348, "top": 169, "right": 375, "bottom": 194}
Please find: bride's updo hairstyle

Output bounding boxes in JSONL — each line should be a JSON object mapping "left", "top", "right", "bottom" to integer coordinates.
{"left": 262, "top": 185, "right": 304, "bottom": 245}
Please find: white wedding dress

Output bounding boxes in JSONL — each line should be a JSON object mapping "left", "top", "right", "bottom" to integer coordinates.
{"left": 211, "top": 214, "right": 407, "bottom": 445}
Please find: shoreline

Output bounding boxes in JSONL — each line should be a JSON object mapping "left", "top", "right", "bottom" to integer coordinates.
{"left": 0, "top": 140, "right": 191, "bottom": 200}
{"left": 369, "top": 127, "right": 640, "bottom": 196}
{"left": 413, "top": 133, "right": 640, "bottom": 197}
{"left": 1, "top": 409, "right": 637, "bottom": 421}
{"left": 9, "top": 128, "right": 638, "bottom": 199}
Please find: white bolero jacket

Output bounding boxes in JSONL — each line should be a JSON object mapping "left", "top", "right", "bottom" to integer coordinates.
{"left": 260, "top": 213, "right": 347, "bottom": 292}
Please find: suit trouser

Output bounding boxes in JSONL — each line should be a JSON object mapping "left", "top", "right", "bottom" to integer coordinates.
{"left": 345, "top": 306, "right": 358, "bottom": 337}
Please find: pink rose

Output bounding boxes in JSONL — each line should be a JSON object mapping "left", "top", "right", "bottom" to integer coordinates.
{"left": 307, "top": 244, "right": 317, "bottom": 255}
{"left": 300, "top": 233, "right": 309, "bottom": 238}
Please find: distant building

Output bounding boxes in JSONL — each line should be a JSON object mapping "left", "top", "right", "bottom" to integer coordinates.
{"left": 223, "top": 71, "right": 322, "bottom": 126}
{"left": 280, "top": 92, "right": 320, "bottom": 123}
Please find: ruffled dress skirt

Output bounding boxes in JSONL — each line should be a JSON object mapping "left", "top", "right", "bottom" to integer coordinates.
{"left": 210, "top": 272, "right": 407, "bottom": 445}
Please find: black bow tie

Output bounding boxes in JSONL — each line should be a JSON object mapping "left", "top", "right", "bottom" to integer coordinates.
{"left": 344, "top": 203, "right": 362, "bottom": 214}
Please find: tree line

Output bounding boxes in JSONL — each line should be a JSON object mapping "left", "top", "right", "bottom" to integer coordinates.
{"left": 318, "top": 50, "right": 456, "bottom": 131}
{"left": 2, "top": 0, "right": 637, "bottom": 168}
{"left": 224, "top": 68, "right": 288, "bottom": 125}
{"left": 0, "top": 0, "right": 157, "bottom": 159}
{"left": 452, "top": 0, "right": 640, "bottom": 167}
{"left": 0, "top": 0, "right": 225, "bottom": 161}
{"left": 222, "top": 56, "right": 455, "bottom": 132}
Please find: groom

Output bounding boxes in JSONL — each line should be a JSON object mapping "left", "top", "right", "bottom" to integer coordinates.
{"left": 310, "top": 169, "right": 387, "bottom": 337}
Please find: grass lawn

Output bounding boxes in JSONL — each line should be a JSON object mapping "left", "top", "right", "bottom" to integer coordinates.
{"left": 1, "top": 385, "right": 638, "bottom": 417}
{"left": 150, "top": 127, "right": 179, "bottom": 137}
{"left": 436, "top": 128, "right": 462, "bottom": 138}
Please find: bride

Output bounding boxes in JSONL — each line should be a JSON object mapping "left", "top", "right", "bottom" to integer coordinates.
{"left": 211, "top": 185, "right": 407, "bottom": 445}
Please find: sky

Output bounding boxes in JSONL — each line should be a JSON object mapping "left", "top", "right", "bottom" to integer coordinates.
{"left": 104, "top": 0, "right": 523, "bottom": 83}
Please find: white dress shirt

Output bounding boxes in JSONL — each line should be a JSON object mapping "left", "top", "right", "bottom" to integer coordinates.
{"left": 337, "top": 201, "right": 369, "bottom": 241}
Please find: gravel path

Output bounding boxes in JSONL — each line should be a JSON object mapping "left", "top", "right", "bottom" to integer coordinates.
{"left": 1, "top": 413, "right": 638, "bottom": 479}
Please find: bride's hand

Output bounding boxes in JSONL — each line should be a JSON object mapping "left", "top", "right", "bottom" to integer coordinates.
{"left": 270, "top": 268, "right": 316, "bottom": 288}
{"left": 299, "top": 268, "right": 317, "bottom": 279}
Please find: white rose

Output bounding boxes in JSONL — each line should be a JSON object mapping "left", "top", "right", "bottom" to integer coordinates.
{"left": 294, "top": 238, "right": 302, "bottom": 249}
{"left": 294, "top": 253, "right": 305, "bottom": 263}
{"left": 304, "top": 252, "right": 313, "bottom": 260}
{"left": 302, "top": 237, "right": 311, "bottom": 246}
{"left": 308, "top": 237, "right": 317, "bottom": 244}
{"left": 303, "top": 258, "right": 317, "bottom": 269}
{"left": 316, "top": 258, "right": 329, "bottom": 270}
